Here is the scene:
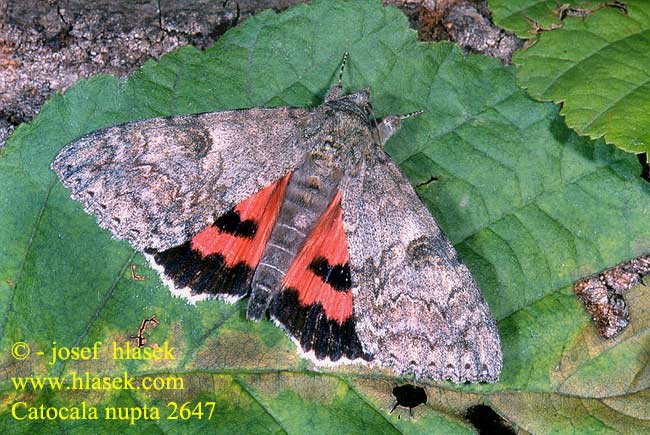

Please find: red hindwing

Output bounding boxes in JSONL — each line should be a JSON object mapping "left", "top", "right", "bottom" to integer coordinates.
{"left": 281, "top": 191, "right": 353, "bottom": 324}
{"left": 191, "top": 173, "right": 291, "bottom": 268}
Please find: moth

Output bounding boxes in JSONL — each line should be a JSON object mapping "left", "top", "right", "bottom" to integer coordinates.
{"left": 52, "top": 54, "right": 502, "bottom": 383}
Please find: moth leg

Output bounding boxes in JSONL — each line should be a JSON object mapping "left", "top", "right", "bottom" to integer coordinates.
{"left": 325, "top": 51, "right": 349, "bottom": 102}
{"left": 376, "top": 111, "right": 424, "bottom": 145}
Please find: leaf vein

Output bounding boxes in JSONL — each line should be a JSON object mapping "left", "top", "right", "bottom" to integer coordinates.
{"left": 0, "top": 177, "right": 57, "bottom": 339}
{"left": 233, "top": 376, "right": 290, "bottom": 434}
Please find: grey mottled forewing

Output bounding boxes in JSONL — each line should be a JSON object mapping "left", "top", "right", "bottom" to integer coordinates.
{"left": 340, "top": 146, "right": 502, "bottom": 383}
{"left": 52, "top": 107, "right": 310, "bottom": 251}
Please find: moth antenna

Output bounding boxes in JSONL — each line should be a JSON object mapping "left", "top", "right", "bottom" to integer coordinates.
{"left": 398, "top": 110, "right": 424, "bottom": 120}
{"left": 338, "top": 51, "right": 349, "bottom": 85}
{"left": 325, "top": 51, "right": 350, "bottom": 102}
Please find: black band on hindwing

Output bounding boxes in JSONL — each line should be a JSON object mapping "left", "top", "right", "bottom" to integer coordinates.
{"left": 144, "top": 204, "right": 267, "bottom": 298}
{"left": 309, "top": 256, "right": 351, "bottom": 291}
{"left": 215, "top": 210, "right": 257, "bottom": 238}
{"left": 270, "top": 289, "right": 370, "bottom": 362}
{"left": 145, "top": 242, "right": 252, "bottom": 298}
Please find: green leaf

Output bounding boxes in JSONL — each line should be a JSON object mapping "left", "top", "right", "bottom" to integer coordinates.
{"left": 1, "top": 0, "right": 649, "bottom": 433}
{"left": 490, "top": 0, "right": 650, "bottom": 153}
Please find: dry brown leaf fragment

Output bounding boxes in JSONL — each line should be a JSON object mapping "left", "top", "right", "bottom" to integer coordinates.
{"left": 574, "top": 255, "right": 650, "bottom": 338}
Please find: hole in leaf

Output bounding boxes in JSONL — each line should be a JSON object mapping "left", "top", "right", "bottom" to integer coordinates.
{"left": 466, "top": 404, "right": 515, "bottom": 435}
{"left": 391, "top": 384, "right": 427, "bottom": 416}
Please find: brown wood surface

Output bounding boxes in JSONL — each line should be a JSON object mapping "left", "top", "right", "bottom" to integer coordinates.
{"left": 0, "top": 0, "right": 519, "bottom": 147}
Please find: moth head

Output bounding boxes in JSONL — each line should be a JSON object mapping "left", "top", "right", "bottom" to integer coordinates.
{"left": 323, "top": 89, "right": 375, "bottom": 134}
{"left": 327, "top": 83, "right": 371, "bottom": 103}
{"left": 328, "top": 89, "right": 372, "bottom": 119}
{"left": 345, "top": 89, "right": 370, "bottom": 107}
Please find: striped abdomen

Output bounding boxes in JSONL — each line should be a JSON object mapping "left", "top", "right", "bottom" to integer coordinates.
{"left": 246, "top": 163, "right": 340, "bottom": 320}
